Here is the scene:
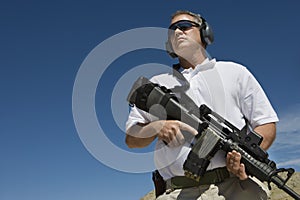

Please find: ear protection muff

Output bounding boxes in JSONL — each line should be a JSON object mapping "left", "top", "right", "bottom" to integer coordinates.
{"left": 165, "top": 39, "right": 177, "bottom": 58}
{"left": 199, "top": 17, "right": 214, "bottom": 46}
{"left": 165, "top": 15, "right": 214, "bottom": 58}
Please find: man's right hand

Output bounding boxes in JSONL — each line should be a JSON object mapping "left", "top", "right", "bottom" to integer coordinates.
{"left": 155, "top": 120, "right": 198, "bottom": 147}
{"left": 126, "top": 120, "right": 197, "bottom": 148}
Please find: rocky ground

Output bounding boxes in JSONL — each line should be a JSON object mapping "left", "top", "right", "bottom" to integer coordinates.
{"left": 141, "top": 172, "right": 300, "bottom": 200}
{"left": 267, "top": 172, "right": 300, "bottom": 200}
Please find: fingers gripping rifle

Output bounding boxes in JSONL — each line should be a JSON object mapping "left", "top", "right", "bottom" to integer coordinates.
{"left": 127, "top": 77, "right": 300, "bottom": 200}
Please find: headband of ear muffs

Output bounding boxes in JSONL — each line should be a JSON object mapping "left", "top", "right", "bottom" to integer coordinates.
{"left": 165, "top": 15, "right": 214, "bottom": 58}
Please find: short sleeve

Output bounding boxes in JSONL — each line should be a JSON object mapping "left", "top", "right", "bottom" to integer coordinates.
{"left": 239, "top": 68, "right": 278, "bottom": 128}
{"left": 125, "top": 105, "right": 157, "bottom": 131}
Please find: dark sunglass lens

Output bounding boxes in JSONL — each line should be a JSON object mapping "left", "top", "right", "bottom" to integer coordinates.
{"left": 169, "top": 21, "right": 194, "bottom": 31}
{"left": 169, "top": 23, "right": 178, "bottom": 30}
{"left": 178, "top": 22, "right": 193, "bottom": 31}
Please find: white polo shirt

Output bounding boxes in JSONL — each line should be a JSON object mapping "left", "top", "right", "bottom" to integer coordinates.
{"left": 126, "top": 58, "right": 278, "bottom": 180}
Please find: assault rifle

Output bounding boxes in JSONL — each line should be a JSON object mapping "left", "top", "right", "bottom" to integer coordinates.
{"left": 127, "top": 76, "right": 300, "bottom": 200}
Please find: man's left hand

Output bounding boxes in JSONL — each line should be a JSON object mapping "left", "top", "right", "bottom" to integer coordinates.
{"left": 226, "top": 150, "right": 248, "bottom": 180}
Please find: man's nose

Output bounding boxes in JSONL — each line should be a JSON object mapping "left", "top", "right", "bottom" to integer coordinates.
{"left": 174, "top": 27, "right": 183, "bottom": 35}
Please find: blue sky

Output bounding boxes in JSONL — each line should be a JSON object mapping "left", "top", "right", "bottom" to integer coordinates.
{"left": 1, "top": 0, "right": 300, "bottom": 199}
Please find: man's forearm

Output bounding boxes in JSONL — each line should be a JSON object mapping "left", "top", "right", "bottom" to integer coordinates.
{"left": 125, "top": 122, "right": 158, "bottom": 148}
{"left": 253, "top": 122, "right": 276, "bottom": 150}
{"left": 125, "top": 134, "right": 156, "bottom": 148}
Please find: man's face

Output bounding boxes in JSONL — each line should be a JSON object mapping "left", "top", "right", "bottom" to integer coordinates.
{"left": 169, "top": 14, "right": 203, "bottom": 56}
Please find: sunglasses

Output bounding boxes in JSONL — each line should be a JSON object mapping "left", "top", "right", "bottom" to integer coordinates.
{"left": 168, "top": 20, "right": 200, "bottom": 33}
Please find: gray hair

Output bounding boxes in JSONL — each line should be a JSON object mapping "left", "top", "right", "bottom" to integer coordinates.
{"left": 171, "top": 10, "right": 203, "bottom": 25}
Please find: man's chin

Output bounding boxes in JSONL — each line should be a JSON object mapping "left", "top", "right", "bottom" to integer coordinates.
{"left": 175, "top": 48, "right": 194, "bottom": 59}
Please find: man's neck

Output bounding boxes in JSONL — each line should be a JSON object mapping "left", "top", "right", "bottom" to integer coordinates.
{"left": 178, "top": 53, "right": 207, "bottom": 69}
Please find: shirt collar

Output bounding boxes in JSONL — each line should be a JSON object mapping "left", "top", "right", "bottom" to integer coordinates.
{"left": 182, "top": 58, "right": 216, "bottom": 76}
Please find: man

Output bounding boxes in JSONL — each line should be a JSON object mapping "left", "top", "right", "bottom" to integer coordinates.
{"left": 126, "top": 10, "right": 278, "bottom": 200}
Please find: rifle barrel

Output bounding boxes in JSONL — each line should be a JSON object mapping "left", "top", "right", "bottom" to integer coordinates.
{"left": 271, "top": 176, "right": 300, "bottom": 200}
